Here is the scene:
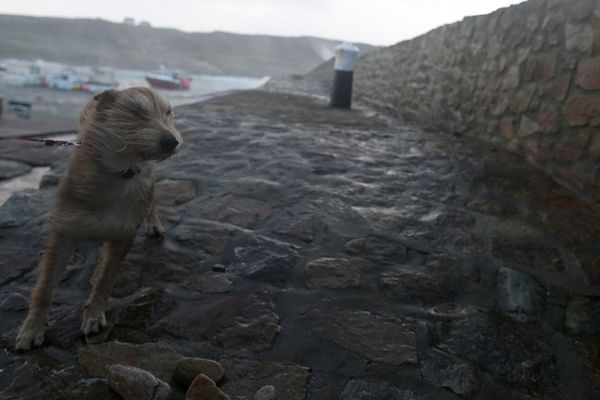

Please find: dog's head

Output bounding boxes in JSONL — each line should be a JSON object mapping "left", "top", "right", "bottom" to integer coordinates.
{"left": 82, "top": 87, "right": 182, "bottom": 162}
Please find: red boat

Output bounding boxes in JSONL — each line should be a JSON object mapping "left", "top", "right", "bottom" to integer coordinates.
{"left": 145, "top": 67, "right": 191, "bottom": 90}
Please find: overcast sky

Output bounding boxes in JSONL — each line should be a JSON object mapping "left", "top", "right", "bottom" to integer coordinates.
{"left": 1, "top": 0, "right": 522, "bottom": 46}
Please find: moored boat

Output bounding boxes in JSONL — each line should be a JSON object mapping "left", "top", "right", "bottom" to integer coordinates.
{"left": 49, "top": 69, "right": 82, "bottom": 91}
{"left": 81, "top": 67, "right": 118, "bottom": 92}
{"left": 145, "top": 66, "right": 191, "bottom": 90}
{"left": 2, "top": 64, "right": 47, "bottom": 87}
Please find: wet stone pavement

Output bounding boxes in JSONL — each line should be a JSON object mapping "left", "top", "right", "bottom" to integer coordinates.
{"left": 1, "top": 89, "right": 600, "bottom": 399}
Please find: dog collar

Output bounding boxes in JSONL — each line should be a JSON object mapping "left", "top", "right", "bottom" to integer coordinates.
{"left": 118, "top": 166, "right": 136, "bottom": 179}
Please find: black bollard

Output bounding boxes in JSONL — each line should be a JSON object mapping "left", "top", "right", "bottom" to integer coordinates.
{"left": 331, "top": 70, "right": 353, "bottom": 109}
{"left": 330, "top": 42, "right": 359, "bottom": 109}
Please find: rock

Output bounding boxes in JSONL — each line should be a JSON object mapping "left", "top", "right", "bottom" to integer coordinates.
{"left": 185, "top": 374, "right": 230, "bottom": 400}
{"left": 438, "top": 314, "right": 556, "bottom": 389}
{"left": 233, "top": 235, "right": 299, "bottom": 284}
{"left": 576, "top": 56, "right": 600, "bottom": 90}
{"left": 493, "top": 242, "right": 563, "bottom": 273}
{"left": 112, "top": 262, "right": 142, "bottom": 298}
{"left": 340, "top": 379, "right": 417, "bottom": 400}
{"left": 0, "top": 159, "right": 32, "bottom": 180}
{"left": 380, "top": 270, "right": 455, "bottom": 306}
{"left": 0, "top": 189, "right": 49, "bottom": 228}
{"left": 174, "top": 358, "right": 225, "bottom": 388}
{"left": 163, "top": 290, "right": 280, "bottom": 351}
{"left": 345, "top": 235, "right": 407, "bottom": 264}
{"left": 574, "top": 340, "right": 600, "bottom": 390}
{"left": 39, "top": 173, "right": 61, "bottom": 188}
{"left": 254, "top": 385, "right": 277, "bottom": 400}
{"left": 187, "top": 194, "right": 271, "bottom": 228}
{"left": 501, "top": 65, "right": 520, "bottom": 90}
{"left": 112, "top": 288, "right": 165, "bottom": 340}
{"left": 484, "top": 216, "right": 545, "bottom": 242}
{"left": 421, "top": 349, "right": 479, "bottom": 396}
{"left": 172, "top": 220, "right": 232, "bottom": 254}
{"left": 186, "top": 271, "right": 233, "bottom": 293}
{"left": 314, "top": 309, "right": 418, "bottom": 365}
{"left": 563, "top": 95, "right": 600, "bottom": 127}
{"left": 496, "top": 267, "right": 545, "bottom": 322}
{"left": 234, "top": 178, "right": 283, "bottom": 195}
{"left": 565, "top": 297, "right": 600, "bottom": 335}
{"left": 569, "top": 0, "right": 595, "bottom": 20}
{"left": 220, "top": 356, "right": 309, "bottom": 400}
{"left": 108, "top": 364, "right": 171, "bottom": 400}
{"left": 78, "top": 341, "right": 183, "bottom": 382}
{"left": 551, "top": 132, "right": 591, "bottom": 162}
{"left": 538, "top": 103, "right": 559, "bottom": 133}
{"left": 305, "top": 257, "right": 361, "bottom": 289}
{"left": 525, "top": 53, "right": 556, "bottom": 81}
{"left": 0, "top": 292, "right": 28, "bottom": 311}
{"left": 565, "top": 22, "right": 594, "bottom": 53}
{"left": 154, "top": 179, "right": 197, "bottom": 205}
{"left": 274, "top": 214, "right": 327, "bottom": 242}
{"left": 517, "top": 116, "right": 539, "bottom": 137}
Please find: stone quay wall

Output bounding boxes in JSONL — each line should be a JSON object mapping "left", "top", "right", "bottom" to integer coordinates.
{"left": 354, "top": 0, "right": 600, "bottom": 204}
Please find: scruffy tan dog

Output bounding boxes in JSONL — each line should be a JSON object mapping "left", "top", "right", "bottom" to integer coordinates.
{"left": 16, "top": 87, "right": 182, "bottom": 351}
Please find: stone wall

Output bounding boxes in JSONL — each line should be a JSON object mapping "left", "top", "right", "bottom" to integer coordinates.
{"left": 354, "top": 0, "right": 600, "bottom": 204}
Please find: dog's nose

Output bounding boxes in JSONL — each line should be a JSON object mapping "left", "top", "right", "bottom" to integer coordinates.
{"left": 160, "top": 134, "right": 179, "bottom": 153}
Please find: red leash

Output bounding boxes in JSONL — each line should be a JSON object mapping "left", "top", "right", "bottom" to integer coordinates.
{"left": 0, "top": 129, "right": 80, "bottom": 147}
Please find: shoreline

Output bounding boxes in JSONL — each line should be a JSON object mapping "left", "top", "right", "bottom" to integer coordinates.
{"left": 0, "top": 80, "right": 270, "bottom": 205}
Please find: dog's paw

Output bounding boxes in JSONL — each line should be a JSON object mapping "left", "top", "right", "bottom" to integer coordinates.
{"left": 144, "top": 221, "right": 165, "bottom": 239}
{"left": 15, "top": 321, "right": 46, "bottom": 351}
{"left": 81, "top": 308, "right": 107, "bottom": 336}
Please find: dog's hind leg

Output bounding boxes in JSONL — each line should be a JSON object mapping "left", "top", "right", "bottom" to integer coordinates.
{"left": 16, "top": 232, "right": 75, "bottom": 351}
{"left": 81, "top": 236, "right": 134, "bottom": 336}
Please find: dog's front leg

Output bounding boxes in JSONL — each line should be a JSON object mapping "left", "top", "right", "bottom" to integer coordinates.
{"left": 143, "top": 201, "right": 165, "bottom": 238}
{"left": 16, "top": 232, "right": 75, "bottom": 350}
{"left": 81, "top": 236, "right": 134, "bottom": 336}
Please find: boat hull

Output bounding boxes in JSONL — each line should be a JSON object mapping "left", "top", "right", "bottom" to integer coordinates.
{"left": 145, "top": 76, "right": 188, "bottom": 90}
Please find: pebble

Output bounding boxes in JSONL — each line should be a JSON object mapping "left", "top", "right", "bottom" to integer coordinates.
{"left": 254, "top": 385, "right": 277, "bottom": 400}
{"left": 108, "top": 364, "right": 171, "bottom": 400}
{"left": 185, "top": 374, "right": 230, "bottom": 400}
{"left": 174, "top": 357, "right": 225, "bottom": 388}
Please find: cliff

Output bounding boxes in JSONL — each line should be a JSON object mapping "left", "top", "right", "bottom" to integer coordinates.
{"left": 0, "top": 14, "right": 376, "bottom": 77}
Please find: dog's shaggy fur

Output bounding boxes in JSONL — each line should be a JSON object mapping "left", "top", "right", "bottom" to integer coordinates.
{"left": 15, "top": 87, "right": 182, "bottom": 350}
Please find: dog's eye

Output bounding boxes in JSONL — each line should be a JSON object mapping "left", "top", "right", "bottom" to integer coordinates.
{"left": 166, "top": 108, "right": 173, "bottom": 117}
{"left": 130, "top": 104, "right": 150, "bottom": 120}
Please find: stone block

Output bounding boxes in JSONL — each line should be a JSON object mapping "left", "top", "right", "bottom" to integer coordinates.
{"left": 563, "top": 95, "right": 600, "bottom": 126}
{"left": 500, "top": 117, "right": 515, "bottom": 139}
{"left": 502, "top": 65, "right": 520, "bottom": 90}
{"left": 525, "top": 53, "right": 557, "bottom": 81}
{"left": 576, "top": 56, "right": 600, "bottom": 90}
{"left": 490, "top": 95, "right": 509, "bottom": 116}
{"left": 510, "top": 84, "right": 537, "bottom": 113}
{"left": 551, "top": 132, "right": 590, "bottom": 162}
{"left": 518, "top": 116, "right": 540, "bottom": 137}
{"left": 565, "top": 23, "right": 594, "bottom": 53}
{"left": 568, "top": 0, "right": 596, "bottom": 20}
{"left": 544, "top": 74, "right": 571, "bottom": 101}
{"left": 538, "top": 103, "right": 560, "bottom": 133}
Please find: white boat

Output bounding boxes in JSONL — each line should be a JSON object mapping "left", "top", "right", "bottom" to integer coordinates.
{"left": 2, "top": 64, "right": 47, "bottom": 87}
{"left": 81, "top": 68, "right": 118, "bottom": 93}
{"left": 49, "top": 69, "right": 83, "bottom": 91}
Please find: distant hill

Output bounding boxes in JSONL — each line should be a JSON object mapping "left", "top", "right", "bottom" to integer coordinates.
{"left": 0, "top": 14, "right": 376, "bottom": 77}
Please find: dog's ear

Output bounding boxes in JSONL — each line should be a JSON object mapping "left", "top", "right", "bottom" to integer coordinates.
{"left": 94, "top": 89, "right": 117, "bottom": 110}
